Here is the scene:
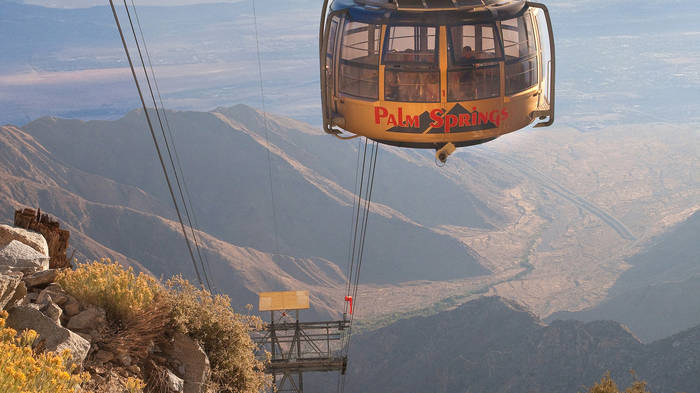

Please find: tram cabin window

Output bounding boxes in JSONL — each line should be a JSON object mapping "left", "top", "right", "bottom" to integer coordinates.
{"left": 383, "top": 26, "right": 440, "bottom": 103}
{"left": 502, "top": 11, "right": 538, "bottom": 95}
{"left": 339, "top": 21, "right": 381, "bottom": 100}
{"left": 447, "top": 24, "right": 501, "bottom": 101}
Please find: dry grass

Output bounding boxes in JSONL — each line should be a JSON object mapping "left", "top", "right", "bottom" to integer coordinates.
{"left": 101, "top": 302, "right": 171, "bottom": 361}
{"left": 143, "top": 360, "right": 173, "bottom": 393}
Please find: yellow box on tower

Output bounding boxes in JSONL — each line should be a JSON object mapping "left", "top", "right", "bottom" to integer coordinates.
{"left": 258, "top": 291, "right": 310, "bottom": 311}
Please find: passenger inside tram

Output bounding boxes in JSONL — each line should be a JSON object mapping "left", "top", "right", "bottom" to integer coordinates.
{"left": 448, "top": 24, "right": 500, "bottom": 101}
{"left": 383, "top": 26, "right": 440, "bottom": 102}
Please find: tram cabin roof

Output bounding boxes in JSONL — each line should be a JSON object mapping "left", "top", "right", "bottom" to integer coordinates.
{"left": 330, "top": 0, "right": 528, "bottom": 25}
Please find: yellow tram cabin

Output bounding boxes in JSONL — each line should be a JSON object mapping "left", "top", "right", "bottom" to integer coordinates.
{"left": 320, "top": 0, "right": 555, "bottom": 162}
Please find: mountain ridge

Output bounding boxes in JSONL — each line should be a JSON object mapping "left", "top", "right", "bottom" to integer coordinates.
{"left": 3, "top": 104, "right": 698, "bottom": 323}
{"left": 18, "top": 105, "right": 491, "bottom": 285}
{"left": 342, "top": 296, "right": 700, "bottom": 393}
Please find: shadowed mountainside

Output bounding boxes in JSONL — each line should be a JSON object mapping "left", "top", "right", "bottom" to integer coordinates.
{"left": 342, "top": 296, "right": 700, "bottom": 393}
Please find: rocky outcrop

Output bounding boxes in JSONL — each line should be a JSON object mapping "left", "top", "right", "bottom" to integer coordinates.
{"left": 0, "top": 240, "right": 49, "bottom": 274}
{"left": 0, "top": 224, "right": 49, "bottom": 257}
{"left": 7, "top": 305, "right": 90, "bottom": 366}
{"left": 0, "top": 224, "right": 93, "bottom": 369}
{"left": 0, "top": 217, "right": 215, "bottom": 393}
{"left": 0, "top": 225, "right": 50, "bottom": 310}
{"left": 8, "top": 281, "right": 27, "bottom": 309}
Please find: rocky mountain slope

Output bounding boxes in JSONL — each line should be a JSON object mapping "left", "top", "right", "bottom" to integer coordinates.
{"left": 0, "top": 122, "right": 341, "bottom": 316}
{"left": 342, "top": 296, "right": 700, "bottom": 393}
{"left": 2, "top": 104, "right": 698, "bottom": 323}
{"left": 1, "top": 106, "right": 495, "bottom": 317}
{"left": 18, "top": 107, "right": 489, "bottom": 284}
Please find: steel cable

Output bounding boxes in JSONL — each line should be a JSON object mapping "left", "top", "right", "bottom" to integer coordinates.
{"left": 122, "top": 0, "right": 212, "bottom": 291}
{"left": 128, "top": 0, "right": 216, "bottom": 292}
{"left": 251, "top": 0, "right": 281, "bottom": 256}
{"left": 109, "top": 0, "right": 205, "bottom": 288}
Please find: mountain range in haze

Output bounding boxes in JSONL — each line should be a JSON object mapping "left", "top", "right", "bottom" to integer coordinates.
{"left": 2, "top": 104, "right": 698, "bottom": 334}
{"left": 1, "top": 104, "right": 497, "bottom": 318}
{"left": 1, "top": 102, "right": 698, "bottom": 392}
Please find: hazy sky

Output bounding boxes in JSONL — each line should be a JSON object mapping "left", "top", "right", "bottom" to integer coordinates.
{"left": 23, "top": 0, "right": 242, "bottom": 7}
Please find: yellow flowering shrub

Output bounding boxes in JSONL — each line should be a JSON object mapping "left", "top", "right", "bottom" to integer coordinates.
{"left": 582, "top": 372, "right": 651, "bottom": 393}
{"left": 0, "top": 311, "right": 90, "bottom": 393}
{"left": 55, "top": 260, "right": 267, "bottom": 393}
{"left": 164, "top": 276, "right": 269, "bottom": 393}
{"left": 57, "top": 259, "right": 162, "bottom": 321}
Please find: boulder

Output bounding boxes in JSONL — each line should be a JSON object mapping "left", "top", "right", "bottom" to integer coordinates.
{"left": 66, "top": 306, "right": 107, "bottom": 331}
{"left": 7, "top": 305, "right": 90, "bottom": 366}
{"left": 24, "top": 269, "right": 59, "bottom": 288}
{"left": 40, "top": 297, "right": 63, "bottom": 325}
{"left": 0, "top": 240, "right": 49, "bottom": 274}
{"left": 165, "top": 368, "right": 185, "bottom": 392}
{"left": 0, "top": 272, "right": 23, "bottom": 310}
{"left": 162, "top": 332, "right": 210, "bottom": 393}
{"left": 0, "top": 224, "right": 49, "bottom": 257}
{"left": 36, "top": 283, "right": 68, "bottom": 306}
{"left": 63, "top": 298, "right": 81, "bottom": 316}
{"left": 6, "top": 281, "right": 27, "bottom": 309}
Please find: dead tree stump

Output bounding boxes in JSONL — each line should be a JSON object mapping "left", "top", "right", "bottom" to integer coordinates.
{"left": 14, "top": 208, "right": 70, "bottom": 269}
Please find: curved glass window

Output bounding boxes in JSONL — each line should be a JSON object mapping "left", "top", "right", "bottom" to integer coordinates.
{"left": 339, "top": 21, "right": 381, "bottom": 100}
{"left": 502, "top": 11, "right": 538, "bottom": 95}
{"left": 447, "top": 23, "right": 501, "bottom": 101}
{"left": 325, "top": 16, "right": 340, "bottom": 97}
{"left": 383, "top": 26, "right": 440, "bottom": 102}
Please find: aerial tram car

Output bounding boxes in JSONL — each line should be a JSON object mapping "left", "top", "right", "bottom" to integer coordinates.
{"left": 320, "top": 0, "right": 555, "bottom": 162}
